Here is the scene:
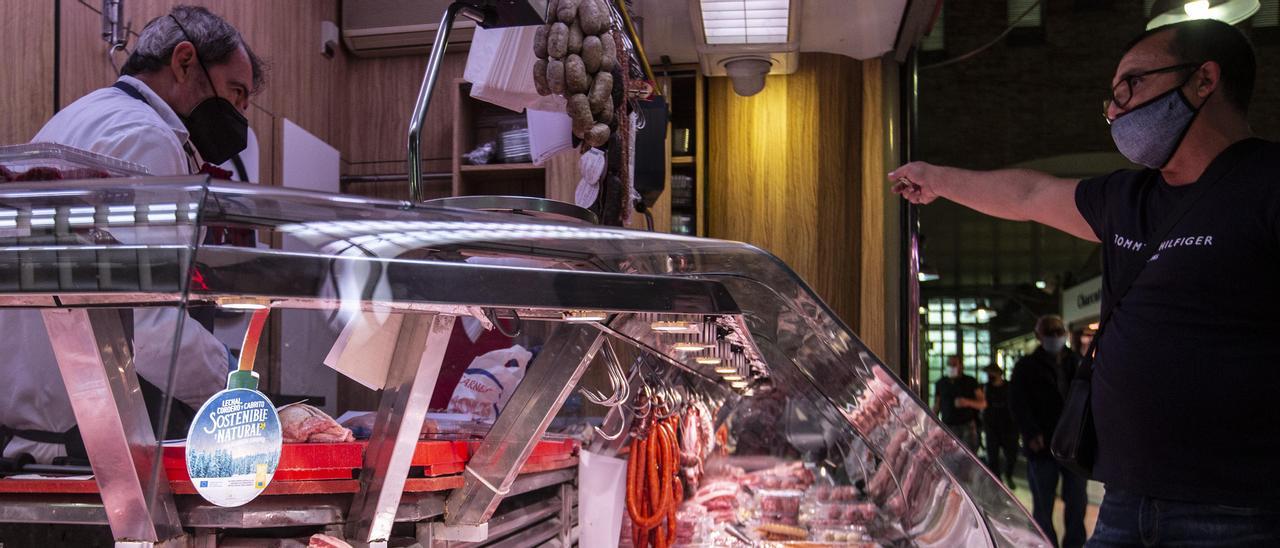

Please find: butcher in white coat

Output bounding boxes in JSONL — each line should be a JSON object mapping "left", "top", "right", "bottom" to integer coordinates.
{"left": 0, "top": 5, "right": 263, "bottom": 464}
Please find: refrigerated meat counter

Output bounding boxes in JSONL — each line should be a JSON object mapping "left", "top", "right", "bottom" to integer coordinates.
{"left": 0, "top": 176, "right": 1046, "bottom": 547}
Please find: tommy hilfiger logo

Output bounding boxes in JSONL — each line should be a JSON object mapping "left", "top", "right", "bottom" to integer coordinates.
{"left": 1114, "top": 233, "right": 1216, "bottom": 253}
{"left": 1158, "top": 234, "right": 1214, "bottom": 250}
{"left": 1114, "top": 234, "right": 1146, "bottom": 251}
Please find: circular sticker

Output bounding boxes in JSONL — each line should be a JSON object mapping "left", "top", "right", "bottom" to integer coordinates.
{"left": 186, "top": 388, "right": 282, "bottom": 507}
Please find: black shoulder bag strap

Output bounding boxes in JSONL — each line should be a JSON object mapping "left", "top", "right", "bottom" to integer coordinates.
{"left": 112, "top": 80, "right": 147, "bottom": 102}
{"left": 1052, "top": 139, "right": 1262, "bottom": 477}
{"left": 113, "top": 81, "right": 202, "bottom": 175}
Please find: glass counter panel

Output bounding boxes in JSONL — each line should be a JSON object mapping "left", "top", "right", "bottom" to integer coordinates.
{"left": 0, "top": 178, "right": 1045, "bottom": 546}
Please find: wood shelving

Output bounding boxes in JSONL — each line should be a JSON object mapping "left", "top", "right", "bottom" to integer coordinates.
{"left": 452, "top": 79, "right": 547, "bottom": 197}
{"left": 450, "top": 73, "right": 702, "bottom": 227}
{"left": 460, "top": 162, "right": 542, "bottom": 179}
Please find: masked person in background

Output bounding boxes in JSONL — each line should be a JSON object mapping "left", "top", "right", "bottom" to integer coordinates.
{"left": 982, "top": 363, "right": 1018, "bottom": 489}
{"left": 892, "top": 19, "right": 1280, "bottom": 546}
{"left": 932, "top": 355, "right": 985, "bottom": 453}
{"left": 1011, "top": 316, "right": 1086, "bottom": 548}
{"left": 0, "top": 6, "right": 264, "bottom": 466}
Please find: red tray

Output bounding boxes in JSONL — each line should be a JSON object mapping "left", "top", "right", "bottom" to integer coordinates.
{"left": 0, "top": 466, "right": 569, "bottom": 496}
{"left": 466, "top": 438, "right": 577, "bottom": 466}
{"left": 161, "top": 438, "right": 578, "bottom": 481}
{"left": 164, "top": 442, "right": 364, "bottom": 481}
{"left": 413, "top": 439, "right": 470, "bottom": 476}
{"left": 407, "top": 438, "right": 577, "bottom": 476}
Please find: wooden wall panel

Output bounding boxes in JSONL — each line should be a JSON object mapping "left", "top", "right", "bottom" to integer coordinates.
{"left": 343, "top": 53, "right": 466, "bottom": 165}
{"left": 859, "top": 58, "right": 888, "bottom": 358}
{"left": 0, "top": 0, "right": 54, "bottom": 145}
{"left": 57, "top": 1, "right": 115, "bottom": 113}
{"left": 543, "top": 149, "right": 582, "bottom": 205}
{"left": 342, "top": 159, "right": 454, "bottom": 201}
{"left": 247, "top": 103, "right": 274, "bottom": 184}
{"left": 695, "top": 72, "right": 706, "bottom": 236}
{"left": 337, "top": 376, "right": 380, "bottom": 416}
{"left": 257, "top": 1, "right": 347, "bottom": 151}
{"left": 707, "top": 53, "right": 863, "bottom": 327}
{"left": 57, "top": 0, "right": 345, "bottom": 186}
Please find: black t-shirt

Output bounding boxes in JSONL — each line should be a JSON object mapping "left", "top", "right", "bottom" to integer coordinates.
{"left": 982, "top": 382, "right": 1014, "bottom": 431}
{"left": 935, "top": 375, "right": 979, "bottom": 426}
{"left": 1010, "top": 347, "right": 1078, "bottom": 446}
{"left": 1074, "top": 137, "right": 1280, "bottom": 506}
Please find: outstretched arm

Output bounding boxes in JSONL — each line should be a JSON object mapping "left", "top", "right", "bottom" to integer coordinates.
{"left": 889, "top": 162, "right": 1099, "bottom": 243}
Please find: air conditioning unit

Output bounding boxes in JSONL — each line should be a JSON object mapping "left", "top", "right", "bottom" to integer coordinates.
{"left": 343, "top": 0, "right": 478, "bottom": 57}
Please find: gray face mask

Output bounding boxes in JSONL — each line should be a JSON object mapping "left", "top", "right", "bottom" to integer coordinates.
{"left": 1110, "top": 87, "right": 1200, "bottom": 169}
{"left": 1042, "top": 335, "right": 1067, "bottom": 354}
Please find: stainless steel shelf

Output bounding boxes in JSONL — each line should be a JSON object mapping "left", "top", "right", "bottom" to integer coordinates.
{"left": 0, "top": 469, "right": 576, "bottom": 530}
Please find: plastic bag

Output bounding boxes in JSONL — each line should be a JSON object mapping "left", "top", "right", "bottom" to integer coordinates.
{"left": 464, "top": 141, "right": 496, "bottom": 165}
{"left": 446, "top": 345, "right": 532, "bottom": 418}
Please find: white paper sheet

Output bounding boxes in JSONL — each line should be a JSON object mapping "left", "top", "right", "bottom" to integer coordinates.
{"left": 464, "top": 26, "right": 563, "bottom": 113}
{"left": 577, "top": 450, "right": 628, "bottom": 548}
{"left": 527, "top": 107, "right": 573, "bottom": 166}
{"left": 322, "top": 311, "right": 404, "bottom": 390}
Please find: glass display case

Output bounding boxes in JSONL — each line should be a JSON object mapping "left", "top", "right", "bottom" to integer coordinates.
{"left": 0, "top": 176, "right": 1045, "bottom": 547}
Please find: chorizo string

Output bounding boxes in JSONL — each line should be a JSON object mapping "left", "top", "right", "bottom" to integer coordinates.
{"left": 625, "top": 415, "right": 683, "bottom": 548}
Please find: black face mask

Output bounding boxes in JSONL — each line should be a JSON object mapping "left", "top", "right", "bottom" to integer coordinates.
{"left": 182, "top": 96, "right": 247, "bottom": 165}
{"left": 170, "top": 15, "right": 248, "bottom": 165}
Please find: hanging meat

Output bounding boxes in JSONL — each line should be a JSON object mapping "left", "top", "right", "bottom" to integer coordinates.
{"left": 532, "top": 0, "right": 618, "bottom": 148}
{"left": 626, "top": 415, "right": 683, "bottom": 548}
{"left": 679, "top": 401, "right": 714, "bottom": 492}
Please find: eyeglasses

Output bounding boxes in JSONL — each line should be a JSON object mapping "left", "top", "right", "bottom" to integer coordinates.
{"left": 1103, "top": 62, "right": 1201, "bottom": 122}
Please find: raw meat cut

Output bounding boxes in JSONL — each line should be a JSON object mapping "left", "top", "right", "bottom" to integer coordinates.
{"left": 308, "top": 534, "right": 353, "bottom": 548}
{"left": 279, "top": 403, "right": 354, "bottom": 443}
{"left": 14, "top": 167, "right": 63, "bottom": 181}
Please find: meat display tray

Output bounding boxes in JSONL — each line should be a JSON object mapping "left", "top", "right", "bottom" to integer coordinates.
{"left": 158, "top": 438, "right": 577, "bottom": 481}
{"left": 0, "top": 143, "right": 150, "bottom": 181}
{"left": 163, "top": 442, "right": 365, "bottom": 481}
{"left": 0, "top": 439, "right": 577, "bottom": 496}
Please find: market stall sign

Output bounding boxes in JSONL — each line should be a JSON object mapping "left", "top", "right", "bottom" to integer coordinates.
{"left": 1061, "top": 275, "right": 1103, "bottom": 329}
{"left": 186, "top": 388, "right": 282, "bottom": 507}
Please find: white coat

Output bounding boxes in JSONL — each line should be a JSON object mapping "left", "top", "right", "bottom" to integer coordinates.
{"left": 1, "top": 75, "right": 232, "bottom": 464}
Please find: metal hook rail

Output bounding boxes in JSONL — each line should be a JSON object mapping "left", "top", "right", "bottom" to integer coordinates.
{"left": 407, "top": 2, "right": 487, "bottom": 202}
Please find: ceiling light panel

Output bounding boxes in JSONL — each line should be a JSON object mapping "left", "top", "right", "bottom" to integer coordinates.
{"left": 700, "top": 0, "right": 791, "bottom": 44}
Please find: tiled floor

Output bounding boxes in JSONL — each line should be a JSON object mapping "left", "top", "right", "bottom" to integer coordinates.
{"left": 1004, "top": 472, "right": 1104, "bottom": 543}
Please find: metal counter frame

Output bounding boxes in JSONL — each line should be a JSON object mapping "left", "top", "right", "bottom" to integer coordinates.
{"left": 0, "top": 177, "right": 1047, "bottom": 547}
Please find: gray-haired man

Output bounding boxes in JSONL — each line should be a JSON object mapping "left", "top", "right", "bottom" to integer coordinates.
{"left": 0, "top": 6, "right": 263, "bottom": 466}
{"left": 36, "top": 4, "right": 264, "bottom": 172}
